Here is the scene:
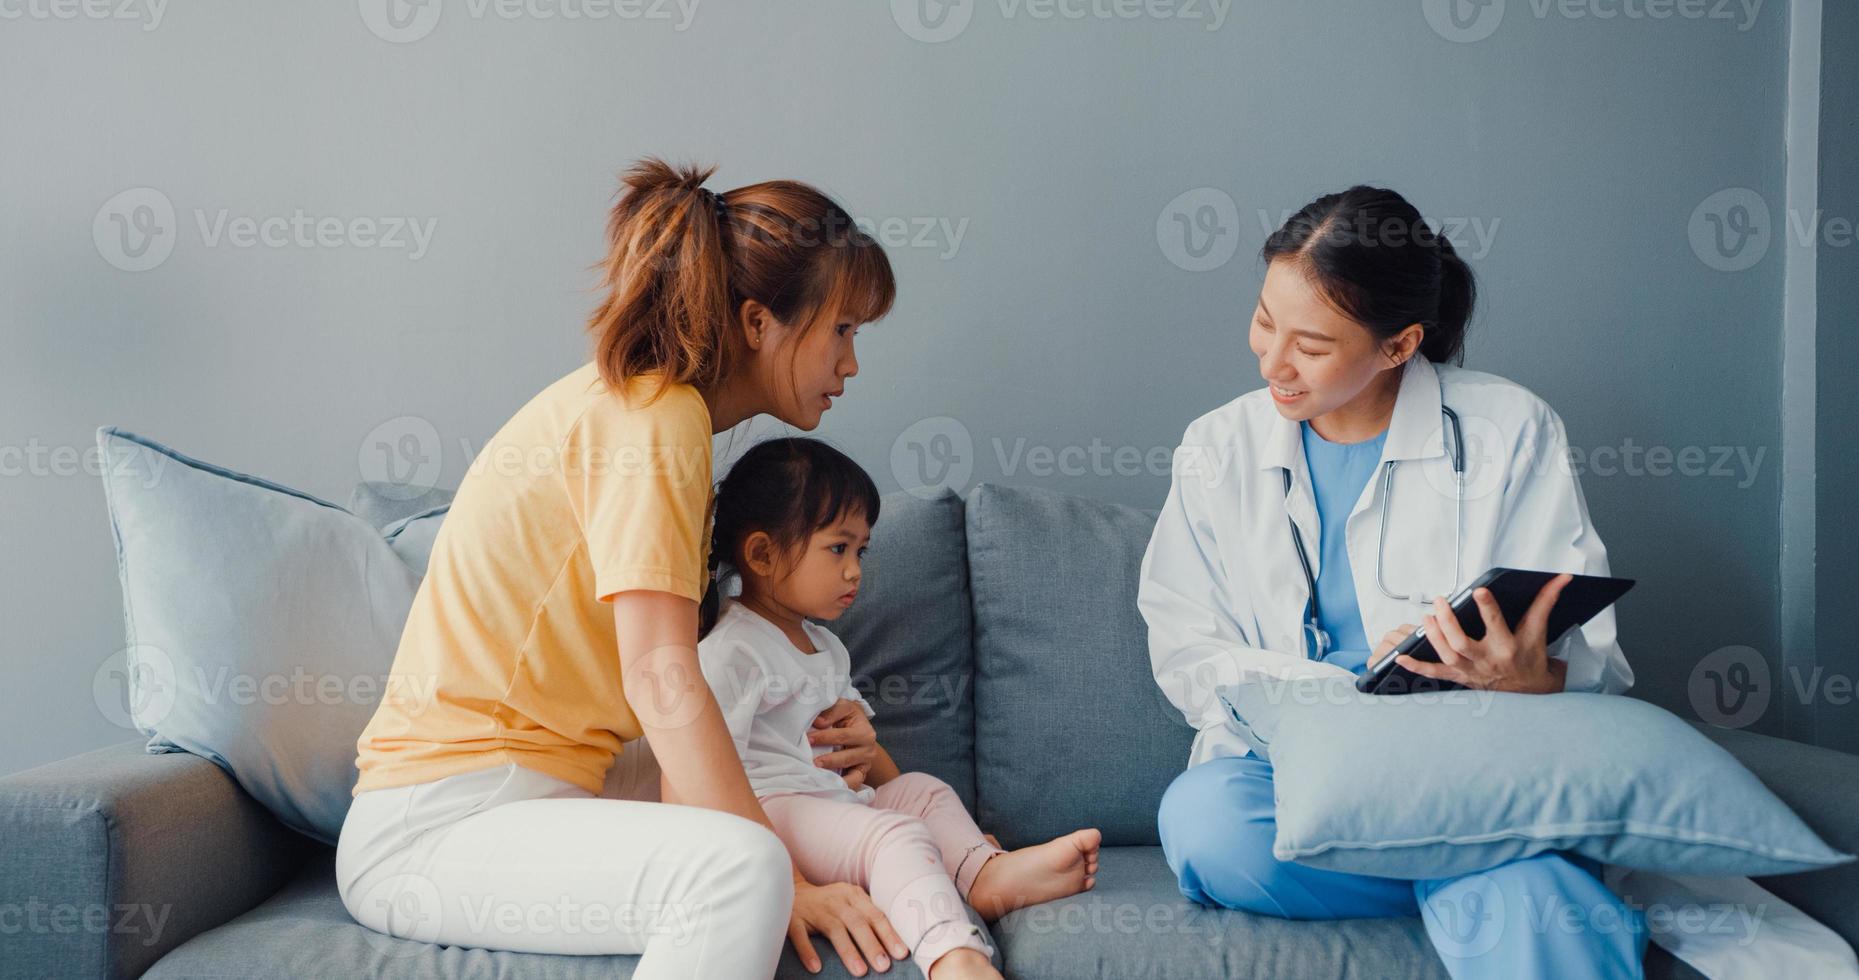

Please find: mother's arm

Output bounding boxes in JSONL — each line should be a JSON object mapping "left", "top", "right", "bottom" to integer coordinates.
{"left": 612, "top": 592, "right": 908, "bottom": 976}
{"left": 613, "top": 591, "right": 767, "bottom": 823}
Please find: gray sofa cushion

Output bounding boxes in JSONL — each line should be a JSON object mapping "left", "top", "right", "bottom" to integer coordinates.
{"left": 992, "top": 846, "right": 1449, "bottom": 980}
{"left": 990, "top": 846, "right": 1701, "bottom": 980}
{"left": 964, "top": 484, "right": 1192, "bottom": 849}
{"left": 1704, "top": 724, "right": 1859, "bottom": 948}
{"left": 822, "top": 488, "right": 979, "bottom": 812}
{"left": 0, "top": 741, "right": 314, "bottom": 980}
{"left": 144, "top": 852, "right": 991, "bottom": 980}
{"left": 349, "top": 481, "right": 456, "bottom": 531}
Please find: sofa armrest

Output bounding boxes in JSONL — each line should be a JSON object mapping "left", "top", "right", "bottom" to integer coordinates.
{"left": 1698, "top": 724, "right": 1859, "bottom": 948}
{"left": 0, "top": 740, "right": 314, "bottom": 980}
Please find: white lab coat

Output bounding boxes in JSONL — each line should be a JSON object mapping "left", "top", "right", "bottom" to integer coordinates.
{"left": 1139, "top": 356, "right": 1635, "bottom": 767}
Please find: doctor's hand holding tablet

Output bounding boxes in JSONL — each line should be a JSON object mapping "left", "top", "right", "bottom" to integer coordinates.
{"left": 1363, "top": 568, "right": 1635, "bottom": 696}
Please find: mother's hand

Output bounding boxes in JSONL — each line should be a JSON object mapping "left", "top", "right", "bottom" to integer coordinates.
{"left": 1395, "top": 573, "right": 1571, "bottom": 694}
{"left": 789, "top": 879, "right": 908, "bottom": 976}
{"left": 808, "top": 699, "right": 877, "bottom": 782}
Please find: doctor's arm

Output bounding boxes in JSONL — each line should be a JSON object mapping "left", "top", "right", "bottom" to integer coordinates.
{"left": 1138, "top": 446, "right": 1351, "bottom": 737}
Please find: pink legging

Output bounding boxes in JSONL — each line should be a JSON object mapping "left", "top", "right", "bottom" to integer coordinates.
{"left": 761, "top": 772, "right": 1004, "bottom": 974}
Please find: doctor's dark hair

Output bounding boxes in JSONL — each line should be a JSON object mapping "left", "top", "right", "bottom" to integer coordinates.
{"left": 699, "top": 438, "right": 881, "bottom": 638}
{"left": 1260, "top": 186, "right": 1476, "bottom": 365}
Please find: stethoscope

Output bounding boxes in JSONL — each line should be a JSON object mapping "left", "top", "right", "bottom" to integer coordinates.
{"left": 1283, "top": 405, "right": 1465, "bottom": 659}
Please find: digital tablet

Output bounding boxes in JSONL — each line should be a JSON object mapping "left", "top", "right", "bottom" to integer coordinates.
{"left": 1355, "top": 568, "right": 1635, "bottom": 696}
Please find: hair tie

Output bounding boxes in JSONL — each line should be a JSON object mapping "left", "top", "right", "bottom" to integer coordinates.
{"left": 703, "top": 187, "right": 730, "bottom": 225}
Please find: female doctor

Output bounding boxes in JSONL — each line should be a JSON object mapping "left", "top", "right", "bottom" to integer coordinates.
{"left": 1140, "top": 186, "right": 1645, "bottom": 979}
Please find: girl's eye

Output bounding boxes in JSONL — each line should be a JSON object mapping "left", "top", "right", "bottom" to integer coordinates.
{"left": 836, "top": 323, "right": 854, "bottom": 337}
{"left": 1297, "top": 347, "right": 1326, "bottom": 357}
{"left": 857, "top": 547, "right": 869, "bottom": 559}
{"left": 830, "top": 543, "right": 846, "bottom": 554}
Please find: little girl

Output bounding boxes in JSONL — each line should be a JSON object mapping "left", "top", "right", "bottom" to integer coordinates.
{"left": 697, "top": 438, "right": 1102, "bottom": 980}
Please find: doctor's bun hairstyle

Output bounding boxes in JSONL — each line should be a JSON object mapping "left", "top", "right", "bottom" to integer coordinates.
{"left": 1260, "top": 185, "right": 1476, "bottom": 365}
{"left": 699, "top": 438, "right": 881, "bottom": 638}
{"left": 587, "top": 158, "right": 897, "bottom": 400}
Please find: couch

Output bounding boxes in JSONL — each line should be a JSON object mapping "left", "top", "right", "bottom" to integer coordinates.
{"left": 6, "top": 479, "right": 1858, "bottom": 979}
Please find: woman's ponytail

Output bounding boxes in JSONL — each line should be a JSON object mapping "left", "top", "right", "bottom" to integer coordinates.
{"left": 585, "top": 158, "right": 897, "bottom": 400}
{"left": 587, "top": 158, "right": 736, "bottom": 398}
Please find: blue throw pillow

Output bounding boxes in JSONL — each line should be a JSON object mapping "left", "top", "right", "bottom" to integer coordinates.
{"left": 97, "top": 427, "right": 447, "bottom": 844}
{"left": 1217, "top": 677, "right": 1852, "bottom": 880}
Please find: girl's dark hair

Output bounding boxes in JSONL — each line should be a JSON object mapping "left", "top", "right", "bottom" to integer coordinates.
{"left": 587, "top": 158, "right": 897, "bottom": 402}
{"left": 1260, "top": 185, "right": 1476, "bottom": 365}
{"left": 700, "top": 438, "right": 881, "bottom": 637}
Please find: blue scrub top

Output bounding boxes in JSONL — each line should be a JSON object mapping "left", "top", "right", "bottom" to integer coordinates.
{"left": 1300, "top": 422, "right": 1388, "bottom": 674}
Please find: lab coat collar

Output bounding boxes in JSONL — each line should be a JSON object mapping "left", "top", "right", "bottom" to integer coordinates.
{"left": 1255, "top": 356, "right": 1445, "bottom": 471}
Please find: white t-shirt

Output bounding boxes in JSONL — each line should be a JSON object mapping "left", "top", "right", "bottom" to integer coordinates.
{"left": 697, "top": 599, "right": 877, "bottom": 804}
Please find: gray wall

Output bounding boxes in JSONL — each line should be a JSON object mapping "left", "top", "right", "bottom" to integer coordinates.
{"left": 1817, "top": 0, "right": 1857, "bottom": 753}
{"left": 2, "top": 0, "right": 1799, "bottom": 774}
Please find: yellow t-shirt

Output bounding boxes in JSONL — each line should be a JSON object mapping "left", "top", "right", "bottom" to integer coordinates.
{"left": 352, "top": 362, "right": 714, "bottom": 797}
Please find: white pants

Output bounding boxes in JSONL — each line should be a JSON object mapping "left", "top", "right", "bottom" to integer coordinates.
{"left": 335, "top": 747, "right": 794, "bottom": 980}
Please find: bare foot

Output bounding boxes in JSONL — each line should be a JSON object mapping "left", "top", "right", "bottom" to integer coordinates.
{"left": 965, "top": 828, "right": 1101, "bottom": 921}
{"left": 927, "top": 948, "right": 1001, "bottom": 980}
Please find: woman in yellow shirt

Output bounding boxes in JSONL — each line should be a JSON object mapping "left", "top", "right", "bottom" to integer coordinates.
{"left": 337, "top": 159, "right": 907, "bottom": 979}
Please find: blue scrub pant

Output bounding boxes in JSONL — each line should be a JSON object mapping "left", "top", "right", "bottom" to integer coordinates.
{"left": 1157, "top": 757, "right": 1647, "bottom": 980}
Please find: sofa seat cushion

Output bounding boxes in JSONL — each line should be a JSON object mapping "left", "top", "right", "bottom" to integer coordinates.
{"left": 964, "top": 484, "right": 1191, "bottom": 848}
{"left": 143, "top": 850, "right": 993, "bottom": 980}
{"left": 990, "top": 846, "right": 1702, "bottom": 980}
{"left": 991, "top": 846, "right": 1447, "bottom": 980}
